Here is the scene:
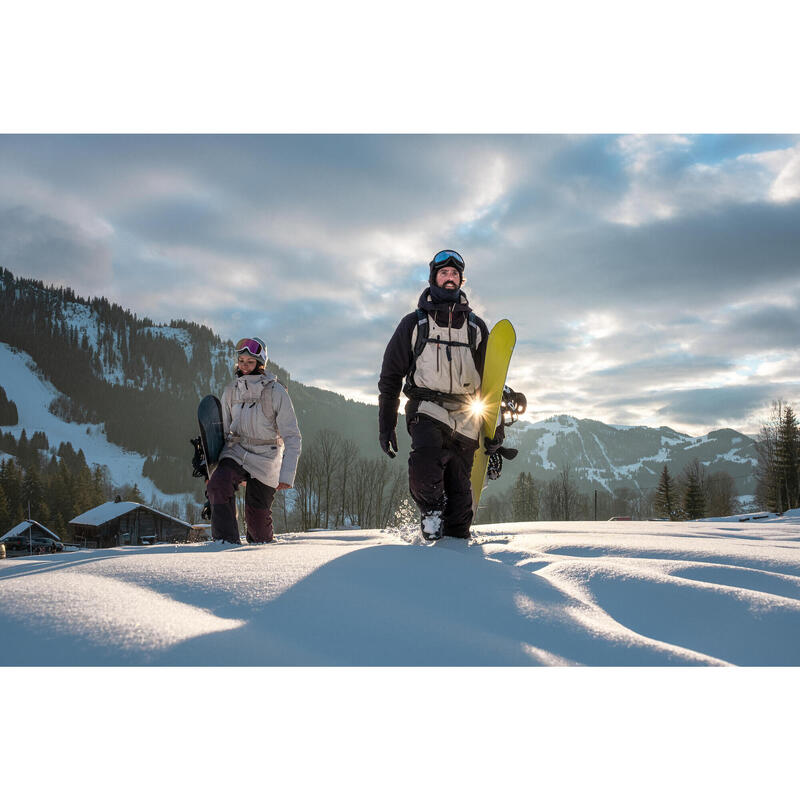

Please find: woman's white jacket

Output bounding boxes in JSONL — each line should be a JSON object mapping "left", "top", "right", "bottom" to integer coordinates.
{"left": 218, "top": 372, "right": 302, "bottom": 488}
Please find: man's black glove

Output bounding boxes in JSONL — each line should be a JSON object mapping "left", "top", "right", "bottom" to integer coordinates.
{"left": 378, "top": 394, "right": 400, "bottom": 459}
{"left": 484, "top": 435, "right": 503, "bottom": 456}
{"left": 380, "top": 430, "right": 398, "bottom": 458}
{"left": 484, "top": 424, "right": 505, "bottom": 456}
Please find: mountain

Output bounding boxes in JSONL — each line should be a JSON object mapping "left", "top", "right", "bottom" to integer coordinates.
{"left": 502, "top": 415, "right": 757, "bottom": 497}
{"left": 0, "top": 268, "right": 757, "bottom": 501}
{"left": 0, "top": 267, "right": 400, "bottom": 497}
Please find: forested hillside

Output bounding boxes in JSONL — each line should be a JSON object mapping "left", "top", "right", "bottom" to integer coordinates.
{"left": 0, "top": 268, "right": 391, "bottom": 495}
{"left": 0, "top": 430, "right": 111, "bottom": 538}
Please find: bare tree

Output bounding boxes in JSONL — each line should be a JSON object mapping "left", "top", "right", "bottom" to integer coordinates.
{"left": 630, "top": 489, "right": 654, "bottom": 520}
{"left": 381, "top": 467, "right": 409, "bottom": 528}
{"left": 558, "top": 464, "right": 580, "bottom": 520}
{"left": 292, "top": 440, "right": 319, "bottom": 530}
{"left": 334, "top": 438, "right": 360, "bottom": 528}
{"left": 272, "top": 485, "right": 292, "bottom": 533}
{"left": 343, "top": 455, "right": 407, "bottom": 529}
{"left": 316, "top": 429, "right": 344, "bottom": 528}
{"left": 541, "top": 479, "right": 561, "bottom": 520}
{"left": 705, "top": 471, "right": 739, "bottom": 517}
{"left": 346, "top": 456, "right": 373, "bottom": 529}
{"left": 611, "top": 486, "right": 635, "bottom": 518}
{"left": 541, "top": 464, "right": 580, "bottom": 520}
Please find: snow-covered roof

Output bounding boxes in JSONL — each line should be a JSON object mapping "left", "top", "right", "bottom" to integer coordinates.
{"left": 2, "top": 519, "right": 62, "bottom": 541}
{"left": 69, "top": 501, "right": 192, "bottom": 529}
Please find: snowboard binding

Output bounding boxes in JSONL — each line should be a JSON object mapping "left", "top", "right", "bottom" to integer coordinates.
{"left": 484, "top": 386, "right": 526, "bottom": 480}
{"left": 190, "top": 436, "right": 207, "bottom": 479}
{"left": 500, "top": 386, "right": 527, "bottom": 427}
{"left": 190, "top": 437, "right": 213, "bottom": 520}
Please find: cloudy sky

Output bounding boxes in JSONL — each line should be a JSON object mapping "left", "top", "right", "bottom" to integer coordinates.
{"left": 2, "top": 133, "right": 800, "bottom": 435}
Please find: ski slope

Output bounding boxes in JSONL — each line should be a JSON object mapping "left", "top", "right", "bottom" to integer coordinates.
{"left": 0, "top": 342, "right": 190, "bottom": 506}
{"left": 2, "top": 519, "right": 800, "bottom": 666}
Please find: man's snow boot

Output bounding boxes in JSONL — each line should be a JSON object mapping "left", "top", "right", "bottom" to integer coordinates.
{"left": 421, "top": 510, "right": 443, "bottom": 541}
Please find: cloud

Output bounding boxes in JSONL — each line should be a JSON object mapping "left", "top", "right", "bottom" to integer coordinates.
{"left": 2, "top": 133, "right": 800, "bottom": 436}
{"left": 768, "top": 147, "right": 800, "bottom": 202}
{"left": 607, "top": 135, "right": 800, "bottom": 226}
{"left": 654, "top": 384, "right": 800, "bottom": 429}
{"left": 0, "top": 204, "right": 113, "bottom": 290}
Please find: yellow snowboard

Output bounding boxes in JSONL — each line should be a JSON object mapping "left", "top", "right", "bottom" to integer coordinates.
{"left": 470, "top": 319, "right": 516, "bottom": 517}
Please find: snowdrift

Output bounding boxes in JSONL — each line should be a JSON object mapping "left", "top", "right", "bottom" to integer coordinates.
{"left": 3, "top": 518, "right": 800, "bottom": 666}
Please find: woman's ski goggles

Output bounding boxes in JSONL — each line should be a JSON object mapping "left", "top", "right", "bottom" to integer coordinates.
{"left": 430, "top": 249, "right": 465, "bottom": 269}
{"left": 235, "top": 338, "right": 265, "bottom": 358}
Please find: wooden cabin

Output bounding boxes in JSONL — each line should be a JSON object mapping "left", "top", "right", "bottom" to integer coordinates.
{"left": 68, "top": 500, "right": 194, "bottom": 548}
{"left": 2, "top": 519, "right": 61, "bottom": 541}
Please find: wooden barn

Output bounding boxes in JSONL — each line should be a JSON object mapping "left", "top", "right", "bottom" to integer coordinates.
{"left": 2, "top": 519, "right": 61, "bottom": 541}
{"left": 68, "top": 500, "right": 194, "bottom": 548}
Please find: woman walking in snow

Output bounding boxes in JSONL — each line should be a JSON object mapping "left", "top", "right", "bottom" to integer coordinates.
{"left": 207, "top": 336, "right": 301, "bottom": 544}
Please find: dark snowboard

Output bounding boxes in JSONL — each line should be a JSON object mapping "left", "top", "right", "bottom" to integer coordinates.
{"left": 198, "top": 394, "right": 225, "bottom": 479}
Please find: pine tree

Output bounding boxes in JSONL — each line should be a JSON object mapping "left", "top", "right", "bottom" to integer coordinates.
{"left": 0, "top": 482, "right": 10, "bottom": 534}
{"left": 92, "top": 466, "right": 110, "bottom": 507}
{"left": 755, "top": 401, "right": 783, "bottom": 512}
{"left": 776, "top": 404, "right": 800, "bottom": 512}
{"left": 22, "top": 464, "right": 45, "bottom": 519}
{"left": 511, "top": 472, "right": 539, "bottom": 522}
{"left": 653, "top": 465, "right": 678, "bottom": 520}
{"left": 0, "top": 385, "right": 18, "bottom": 425}
{"left": 126, "top": 483, "right": 145, "bottom": 503}
{"left": 52, "top": 513, "right": 67, "bottom": 538}
{"left": 16, "top": 429, "right": 30, "bottom": 467}
{"left": 30, "top": 431, "right": 49, "bottom": 451}
{"left": 682, "top": 460, "right": 706, "bottom": 520}
{"left": 0, "top": 459, "right": 23, "bottom": 518}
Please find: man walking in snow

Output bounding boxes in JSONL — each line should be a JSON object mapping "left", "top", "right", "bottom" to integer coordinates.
{"left": 378, "top": 250, "right": 490, "bottom": 540}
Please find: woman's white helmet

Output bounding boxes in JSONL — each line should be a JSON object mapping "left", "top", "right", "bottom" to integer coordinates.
{"left": 235, "top": 336, "right": 267, "bottom": 365}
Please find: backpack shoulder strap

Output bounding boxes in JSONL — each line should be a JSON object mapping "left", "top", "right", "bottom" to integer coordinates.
{"left": 258, "top": 375, "right": 279, "bottom": 423}
{"left": 468, "top": 312, "right": 478, "bottom": 350}
{"left": 413, "top": 308, "right": 429, "bottom": 360}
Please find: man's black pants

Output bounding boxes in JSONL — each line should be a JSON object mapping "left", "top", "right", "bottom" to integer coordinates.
{"left": 407, "top": 414, "right": 476, "bottom": 538}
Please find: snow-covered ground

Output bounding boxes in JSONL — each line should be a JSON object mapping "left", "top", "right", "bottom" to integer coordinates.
{"left": 3, "top": 518, "right": 799, "bottom": 666}
{"left": 0, "top": 343, "right": 191, "bottom": 507}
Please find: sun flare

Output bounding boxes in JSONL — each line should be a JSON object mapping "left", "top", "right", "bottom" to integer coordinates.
{"left": 469, "top": 397, "right": 487, "bottom": 418}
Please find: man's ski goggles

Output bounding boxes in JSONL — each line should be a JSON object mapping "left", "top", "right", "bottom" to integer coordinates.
{"left": 235, "top": 338, "right": 265, "bottom": 358}
{"left": 430, "top": 249, "right": 465, "bottom": 269}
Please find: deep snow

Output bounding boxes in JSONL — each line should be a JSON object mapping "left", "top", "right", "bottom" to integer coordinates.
{"left": 3, "top": 518, "right": 800, "bottom": 667}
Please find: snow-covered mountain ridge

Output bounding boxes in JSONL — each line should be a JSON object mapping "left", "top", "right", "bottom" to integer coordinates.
{"left": 503, "top": 414, "right": 757, "bottom": 496}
